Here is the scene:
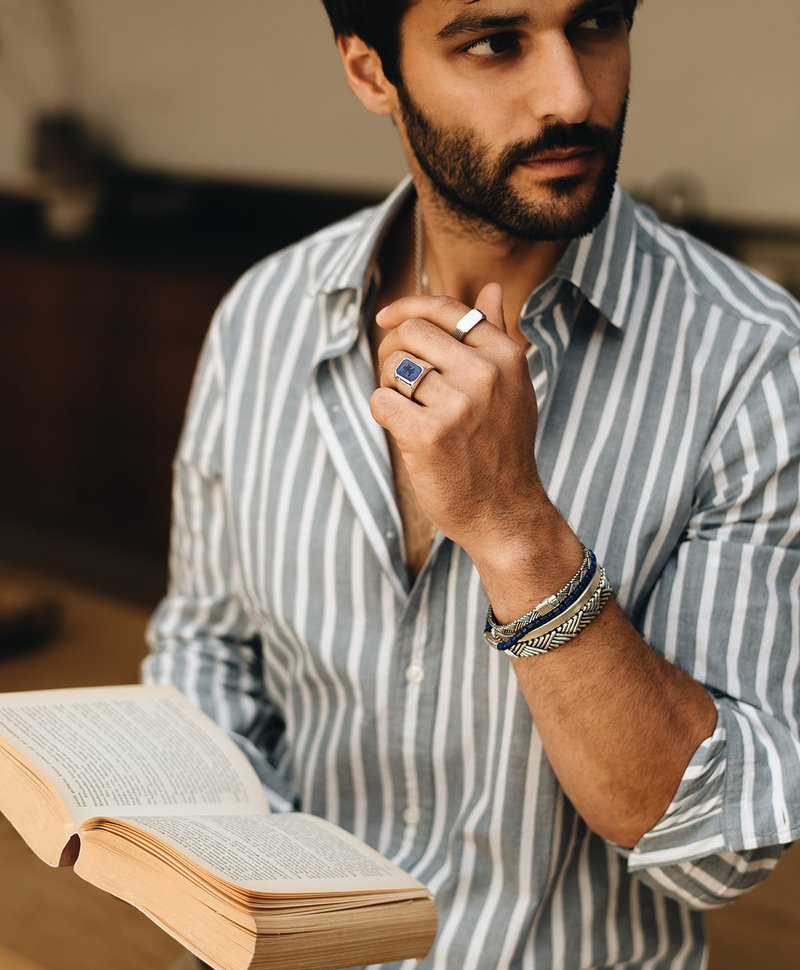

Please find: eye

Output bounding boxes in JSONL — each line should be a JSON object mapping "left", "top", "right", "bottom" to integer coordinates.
{"left": 462, "top": 32, "right": 519, "bottom": 58}
{"left": 574, "top": 9, "right": 625, "bottom": 33}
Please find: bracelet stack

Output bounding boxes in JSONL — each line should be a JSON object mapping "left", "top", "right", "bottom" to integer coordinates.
{"left": 484, "top": 544, "right": 613, "bottom": 658}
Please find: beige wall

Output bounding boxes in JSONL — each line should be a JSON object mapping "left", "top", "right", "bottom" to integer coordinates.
{"left": 621, "top": 0, "right": 800, "bottom": 223}
{"left": 0, "top": 0, "right": 798, "bottom": 221}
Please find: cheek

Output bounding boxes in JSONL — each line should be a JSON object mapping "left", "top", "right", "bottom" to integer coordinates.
{"left": 407, "top": 61, "right": 522, "bottom": 136}
{"left": 435, "top": 87, "right": 504, "bottom": 133}
{"left": 585, "top": 54, "right": 631, "bottom": 116}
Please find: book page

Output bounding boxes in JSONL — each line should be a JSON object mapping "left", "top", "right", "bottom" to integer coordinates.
{"left": 0, "top": 685, "right": 267, "bottom": 822}
{"left": 115, "top": 813, "right": 427, "bottom": 894}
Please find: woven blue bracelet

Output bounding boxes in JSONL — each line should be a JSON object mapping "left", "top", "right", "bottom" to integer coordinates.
{"left": 494, "top": 553, "right": 598, "bottom": 651}
{"left": 484, "top": 547, "right": 597, "bottom": 649}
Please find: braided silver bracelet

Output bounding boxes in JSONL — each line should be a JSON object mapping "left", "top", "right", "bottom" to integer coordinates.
{"left": 484, "top": 550, "right": 613, "bottom": 658}
{"left": 506, "top": 566, "right": 613, "bottom": 657}
{"left": 484, "top": 544, "right": 593, "bottom": 646}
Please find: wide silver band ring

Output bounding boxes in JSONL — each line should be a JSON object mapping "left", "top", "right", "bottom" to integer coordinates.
{"left": 394, "top": 357, "right": 435, "bottom": 400}
{"left": 452, "top": 308, "right": 486, "bottom": 342}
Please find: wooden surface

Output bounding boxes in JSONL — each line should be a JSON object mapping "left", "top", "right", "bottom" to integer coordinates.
{"left": 0, "top": 562, "right": 798, "bottom": 969}
{"left": 706, "top": 841, "right": 800, "bottom": 968}
{"left": 0, "top": 943, "right": 49, "bottom": 970}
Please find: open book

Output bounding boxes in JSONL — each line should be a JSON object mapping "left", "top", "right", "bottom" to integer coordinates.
{"left": 0, "top": 684, "right": 437, "bottom": 970}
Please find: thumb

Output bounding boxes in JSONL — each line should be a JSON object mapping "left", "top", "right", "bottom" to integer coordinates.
{"left": 475, "top": 282, "right": 506, "bottom": 334}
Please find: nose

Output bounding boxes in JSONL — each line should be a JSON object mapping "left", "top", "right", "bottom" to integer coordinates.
{"left": 527, "top": 34, "right": 594, "bottom": 125}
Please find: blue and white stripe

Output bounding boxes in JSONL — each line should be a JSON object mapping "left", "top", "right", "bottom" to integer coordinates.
{"left": 144, "top": 179, "right": 800, "bottom": 968}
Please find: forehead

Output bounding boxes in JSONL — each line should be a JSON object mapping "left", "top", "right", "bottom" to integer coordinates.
{"left": 403, "top": 0, "right": 591, "bottom": 31}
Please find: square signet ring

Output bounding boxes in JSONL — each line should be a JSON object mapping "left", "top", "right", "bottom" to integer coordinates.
{"left": 452, "top": 307, "right": 486, "bottom": 342}
{"left": 394, "top": 357, "right": 435, "bottom": 400}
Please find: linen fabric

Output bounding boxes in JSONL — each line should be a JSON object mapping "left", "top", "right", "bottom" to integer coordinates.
{"left": 144, "top": 179, "right": 800, "bottom": 969}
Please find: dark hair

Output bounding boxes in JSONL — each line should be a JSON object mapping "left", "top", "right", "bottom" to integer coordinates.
{"left": 319, "top": 0, "right": 410, "bottom": 82}
{"left": 320, "top": 1, "right": 640, "bottom": 83}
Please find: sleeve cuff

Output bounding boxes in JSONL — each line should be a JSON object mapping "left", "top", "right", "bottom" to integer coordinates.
{"left": 628, "top": 720, "right": 728, "bottom": 870}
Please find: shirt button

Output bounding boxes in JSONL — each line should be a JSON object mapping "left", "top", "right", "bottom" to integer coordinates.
{"left": 402, "top": 806, "right": 420, "bottom": 827}
{"left": 405, "top": 663, "right": 424, "bottom": 684}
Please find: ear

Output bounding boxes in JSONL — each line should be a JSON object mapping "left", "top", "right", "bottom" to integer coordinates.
{"left": 337, "top": 34, "right": 398, "bottom": 116}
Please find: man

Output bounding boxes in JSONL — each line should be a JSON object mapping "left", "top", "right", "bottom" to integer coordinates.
{"left": 144, "top": 2, "right": 800, "bottom": 967}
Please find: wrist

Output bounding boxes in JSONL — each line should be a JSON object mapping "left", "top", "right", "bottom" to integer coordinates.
{"left": 469, "top": 498, "right": 584, "bottom": 626}
{"left": 486, "top": 552, "right": 613, "bottom": 657}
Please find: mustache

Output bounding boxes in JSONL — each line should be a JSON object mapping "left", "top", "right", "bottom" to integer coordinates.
{"left": 497, "top": 122, "right": 619, "bottom": 176}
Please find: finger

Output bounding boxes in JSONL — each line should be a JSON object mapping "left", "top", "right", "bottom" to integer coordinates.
{"left": 384, "top": 350, "right": 451, "bottom": 407}
{"left": 376, "top": 315, "right": 469, "bottom": 374}
{"left": 376, "top": 294, "right": 500, "bottom": 344}
{"left": 474, "top": 282, "right": 507, "bottom": 335}
{"left": 370, "top": 385, "right": 422, "bottom": 440}
{"left": 375, "top": 295, "right": 466, "bottom": 332}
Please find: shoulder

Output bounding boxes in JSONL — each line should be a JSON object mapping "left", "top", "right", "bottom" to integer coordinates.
{"left": 216, "top": 178, "right": 413, "bottom": 320}
{"left": 224, "top": 204, "right": 379, "bottom": 312}
{"left": 630, "top": 199, "right": 800, "bottom": 344}
{"left": 195, "top": 201, "right": 382, "bottom": 368}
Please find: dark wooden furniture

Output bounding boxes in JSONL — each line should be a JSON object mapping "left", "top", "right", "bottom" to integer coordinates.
{"left": 0, "top": 174, "right": 378, "bottom": 577}
{"left": 0, "top": 242, "right": 230, "bottom": 558}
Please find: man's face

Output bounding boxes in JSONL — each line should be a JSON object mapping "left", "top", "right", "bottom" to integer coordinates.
{"left": 391, "top": 0, "right": 632, "bottom": 240}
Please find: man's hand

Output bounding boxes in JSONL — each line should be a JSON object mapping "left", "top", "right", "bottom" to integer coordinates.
{"left": 370, "top": 282, "right": 549, "bottom": 567}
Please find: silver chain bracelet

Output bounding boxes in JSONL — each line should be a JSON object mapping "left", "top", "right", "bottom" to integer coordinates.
{"left": 485, "top": 548, "right": 613, "bottom": 657}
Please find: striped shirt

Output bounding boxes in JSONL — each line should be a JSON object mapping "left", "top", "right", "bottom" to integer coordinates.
{"left": 143, "top": 179, "right": 800, "bottom": 969}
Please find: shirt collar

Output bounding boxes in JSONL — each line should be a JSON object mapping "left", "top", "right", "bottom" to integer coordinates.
{"left": 311, "top": 177, "right": 415, "bottom": 299}
{"left": 534, "top": 183, "right": 641, "bottom": 331}
{"left": 312, "top": 177, "right": 641, "bottom": 332}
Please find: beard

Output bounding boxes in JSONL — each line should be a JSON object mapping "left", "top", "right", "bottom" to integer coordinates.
{"left": 396, "top": 82, "right": 628, "bottom": 242}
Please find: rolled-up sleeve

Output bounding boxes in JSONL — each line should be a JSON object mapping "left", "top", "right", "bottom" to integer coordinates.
{"left": 626, "top": 715, "right": 788, "bottom": 908}
{"left": 620, "top": 345, "right": 800, "bottom": 907}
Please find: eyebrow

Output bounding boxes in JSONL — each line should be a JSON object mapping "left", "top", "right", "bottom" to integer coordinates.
{"left": 436, "top": 0, "right": 622, "bottom": 42}
{"left": 436, "top": 10, "right": 531, "bottom": 42}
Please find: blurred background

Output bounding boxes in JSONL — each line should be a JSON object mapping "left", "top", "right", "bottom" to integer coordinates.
{"left": 0, "top": 2, "right": 798, "bottom": 968}
{"left": 1, "top": 0, "right": 799, "bottom": 594}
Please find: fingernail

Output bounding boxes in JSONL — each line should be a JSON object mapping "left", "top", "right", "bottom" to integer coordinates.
{"left": 376, "top": 306, "right": 387, "bottom": 323}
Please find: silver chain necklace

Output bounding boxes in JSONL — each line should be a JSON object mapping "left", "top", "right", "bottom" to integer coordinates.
{"left": 414, "top": 201, "right": 429, "bottom": 297}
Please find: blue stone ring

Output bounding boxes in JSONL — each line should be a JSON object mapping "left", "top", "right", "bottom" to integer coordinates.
{"left": 394, "top": 357, "right": 436, "bottom": 400}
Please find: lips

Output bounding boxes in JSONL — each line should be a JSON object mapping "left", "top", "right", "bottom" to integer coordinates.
{"left": 525, "top": 145, "right": 594, "bottom": 163}
{"left": 520, "top": 147, "right": 596, "bottom": 176}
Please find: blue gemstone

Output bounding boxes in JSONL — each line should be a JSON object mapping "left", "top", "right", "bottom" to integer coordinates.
{"left": 397, "top": 359, "right": 423, "bottom": 382}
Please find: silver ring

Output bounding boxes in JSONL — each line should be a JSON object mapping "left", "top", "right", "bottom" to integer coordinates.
{"left": 394, "top": 357, "right": 435, "bottom": 400}
{"left": 452, "top": 308, "right": 486, "bottom": 342}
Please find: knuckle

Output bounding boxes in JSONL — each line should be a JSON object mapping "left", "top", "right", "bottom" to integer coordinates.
{"left": 440, "top": 296, "right": 467, "bottom": 318}
{"left": 375, "top": 336, "right": 397, "bottom": 370}
{"left": 496, "top": 339, "right": 526, "bottom": 369}
{"left": 472, "top": 356, "right": 502, "bottom": 390}
{"left": 370, "top": 386, "right": 398, "bottom": 421}
{"left": 510, "top": 347, "right": 530, "bottom": 376}
{"left": 398, "top": 316, "right": 431, "bottom": 340}
{"left": 384, "top": 350, "right": 409, "bottom": 373}
{"left": 418, "top": 413, "right": 450, "bottom": 450}
{"left": 450, "top": 389, "right": 475, "bottom": 422}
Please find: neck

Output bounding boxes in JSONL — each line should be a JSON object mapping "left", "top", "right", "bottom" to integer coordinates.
{"left": 413, "top": 185, "right": 570, "bottom": 345}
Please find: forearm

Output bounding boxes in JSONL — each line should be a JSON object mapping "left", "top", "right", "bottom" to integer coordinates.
{"left": 471, "top": 503, "right": 717, "bottom": 849}
{"left": 513, "top": 602, "right": 716, "bottom": 846}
